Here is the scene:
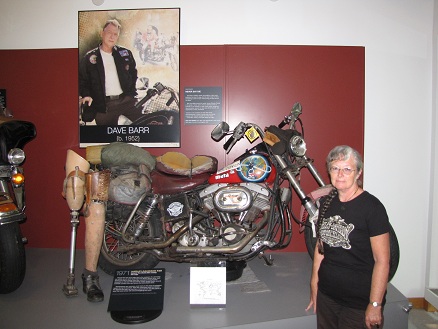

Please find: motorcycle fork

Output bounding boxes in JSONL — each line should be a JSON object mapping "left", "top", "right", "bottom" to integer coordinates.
{"left": 273, "top": 154, "right": 326, "bottom": 218}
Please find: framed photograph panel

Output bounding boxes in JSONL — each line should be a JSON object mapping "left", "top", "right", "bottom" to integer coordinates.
{"left": 78, "top": 8, "right": 180, "bottom": 147}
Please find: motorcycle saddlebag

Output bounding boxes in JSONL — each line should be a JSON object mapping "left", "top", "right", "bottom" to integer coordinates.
{"left": 108, "top": 164, "right": 151, "bottom": 205}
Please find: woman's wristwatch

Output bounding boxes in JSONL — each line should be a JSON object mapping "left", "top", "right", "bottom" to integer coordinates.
{"left": 370, "top": 301, "right": 382, "bottom": 307}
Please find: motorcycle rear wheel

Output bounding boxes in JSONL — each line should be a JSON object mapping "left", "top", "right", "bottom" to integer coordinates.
{"left": 99, "top": 204, "right": 162, "bottom": 275}
{"left": 0, "top": 222, "right": 26, "bottom": 293}
{"left": 304, "top": 222, "right": 400, "bottom": 281}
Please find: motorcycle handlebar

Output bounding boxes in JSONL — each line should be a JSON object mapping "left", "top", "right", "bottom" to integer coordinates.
{"left": 221, "top": 102, "right": 303, "bottom": 151}
{"left": 223, "top": 122, "right": 246, "bottom": 153}
{"left": 278, "top": 119, "right": 287, "bottom": 129}
{"left": 223, "top": 136, "right": 235, "bottom": 153}
{"left": 278, "top": 103, "right": 303, "bottom": 128}
{"left": 135, "top": 88, "right": 158, "bottom": 109}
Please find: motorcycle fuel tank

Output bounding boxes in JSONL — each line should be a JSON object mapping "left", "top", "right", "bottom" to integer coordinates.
{"left": 208, "top": 154, "right": 276, "bottom": 184}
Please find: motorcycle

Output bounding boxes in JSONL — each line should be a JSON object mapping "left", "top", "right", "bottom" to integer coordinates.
{"left": 97, "top": 102, "right": 399, "bottom": 281}
{"left": 80, "top": 80, "right": 179, "bottom": 127}
{"left": 134, "top": 30, "right": 179, "bottom": 71}
{"left": 0, "top": 109, "right": 36, "bottom": 293}
{"left": 130, "top": 80, "right": 179, "bottom": 126}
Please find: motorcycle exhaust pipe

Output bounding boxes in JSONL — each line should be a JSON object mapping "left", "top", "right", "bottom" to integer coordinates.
{"left": 117, "top": 213, "right": 206, "bottom": 253}
{"left": 118, "top": 212, "right": 269, "bottom": 256}
{"left": 176, "top": 212, "right": 269, "bottom": 254}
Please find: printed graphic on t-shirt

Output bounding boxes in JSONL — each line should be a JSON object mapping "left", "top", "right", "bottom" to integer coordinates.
{"left": 320, "top": 215, "right": 354, "bottom": 249}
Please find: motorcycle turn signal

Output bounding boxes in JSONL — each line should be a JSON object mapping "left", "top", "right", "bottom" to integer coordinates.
{"left": 12, "top": 173, "right": 25, "bottom": 185}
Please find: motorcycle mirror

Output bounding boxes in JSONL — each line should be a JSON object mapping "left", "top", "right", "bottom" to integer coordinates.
{"left": 211, "top": 122, "right": 230, "bottom": 141}
{"left": 291, "top": 102, "right": 302, "bottom": 120}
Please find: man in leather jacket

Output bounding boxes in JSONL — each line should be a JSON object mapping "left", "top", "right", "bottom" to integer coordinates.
{"left": 79, "top": 19, "right": 143, "bottom": 125}
{"left": 76, "top": 19, "right": 143, "bottom": 304}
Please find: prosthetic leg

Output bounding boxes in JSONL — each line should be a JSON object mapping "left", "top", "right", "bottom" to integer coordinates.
{"left": 81, "top": 169, "right": 110, "bottom": 302}
{"left": 62, "top": 150, "right": 89, "bottom": 297}
{"left": 83, "top": 169, "right": 111, "bottom": 270}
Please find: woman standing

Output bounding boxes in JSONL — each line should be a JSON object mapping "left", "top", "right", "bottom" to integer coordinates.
{"left": 306, "top": 145, "right": 390, "bottom": 329}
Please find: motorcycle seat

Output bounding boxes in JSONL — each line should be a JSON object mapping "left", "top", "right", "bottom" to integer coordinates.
{"left": 155, "top": 152, "right": 217, "bottom": 177}
{"left": 150, "top": 170, "right": 211, "bottom": 194}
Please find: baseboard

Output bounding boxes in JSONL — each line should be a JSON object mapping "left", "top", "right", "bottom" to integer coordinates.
{"left": 408, "top": 297, "right": 438, "bottom": 311}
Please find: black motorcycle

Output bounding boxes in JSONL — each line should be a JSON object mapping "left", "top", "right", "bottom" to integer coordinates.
{"left": 0, "top": 113, "right": 36, "bottom": 293}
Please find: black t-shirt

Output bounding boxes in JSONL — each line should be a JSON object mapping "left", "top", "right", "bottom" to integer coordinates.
{"left": 318, "top": 191, "right": 390, "bottom": 310}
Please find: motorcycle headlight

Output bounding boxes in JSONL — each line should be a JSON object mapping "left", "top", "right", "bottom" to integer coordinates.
{"left": 8, "top": 148, "right": 26, "bottom": 165}
{"left": 289, "top": 135, "right": 307, "bottom": 157}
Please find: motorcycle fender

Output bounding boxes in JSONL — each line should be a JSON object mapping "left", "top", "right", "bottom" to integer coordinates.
{"left": 0, "top": 193, "right": 26, "bottom": 224}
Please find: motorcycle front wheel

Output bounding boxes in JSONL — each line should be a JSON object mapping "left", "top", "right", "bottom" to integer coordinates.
{"left": 0, "top": 222, "right": 26, "bottom": 293}
{"left": 99, "top": 203, "right": 162, "bottom": 275}
{"left": 304, "top": 222, "right": 400, "bottom": 282}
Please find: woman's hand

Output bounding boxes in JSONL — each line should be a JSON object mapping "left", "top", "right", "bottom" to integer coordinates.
{"left": 79, "top": 96, "right": 93, "bottom": 106}
{"left": 306, "top": 242, "right": 324, "bottom": 313}
{"left": 365, "top": 304, "right": 382, "bottom": 328}
{"left": 305, "top": 279, "right": 318, "bottom": 313}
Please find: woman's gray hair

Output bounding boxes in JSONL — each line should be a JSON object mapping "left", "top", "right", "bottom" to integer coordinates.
{"left": 326, "top": 145, "right": 363, "bottom": 172}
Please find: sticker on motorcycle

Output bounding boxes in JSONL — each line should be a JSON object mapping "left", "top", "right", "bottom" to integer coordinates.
{"left": 245, "top": 127, "right": 259, "bottom": 143}
{"left": 167, "top": 202, "right": 184, "bottom": 217}
{"left": 162, "top": 194, "right": 190, "bottom": 221}
{"left": 237, "top": 154, "right": 272, "bottom": 182}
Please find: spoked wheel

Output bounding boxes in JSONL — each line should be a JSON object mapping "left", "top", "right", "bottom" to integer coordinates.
{"left": 99, "top": 203, "right": 162, "bottom": 275}
{"left": 0, "top": 222, "right": 26, "bottom": 293}
{"left": 304, "top": 221, "right": 400, "bottom": 281}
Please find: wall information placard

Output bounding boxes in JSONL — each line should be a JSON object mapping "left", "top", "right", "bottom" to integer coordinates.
{"left": 184, "top": 86, "right": 222, "bottom": 125}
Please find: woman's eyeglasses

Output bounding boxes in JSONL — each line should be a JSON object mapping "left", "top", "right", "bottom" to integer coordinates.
{"left": 329, "top": 167, "right": 355, "bottom": 175}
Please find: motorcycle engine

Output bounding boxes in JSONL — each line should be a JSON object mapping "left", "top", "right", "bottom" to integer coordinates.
{"left": 213, "top": 186, "right": 252, "bottom": 212}
{"left": 169, "top": 183, "right": 271, "bottom": 248}
{"left": 201, "top": 182, "right": 271, "bottom": 232}
{"left": 202, "top": 183, "right": 270, "bottom": 211}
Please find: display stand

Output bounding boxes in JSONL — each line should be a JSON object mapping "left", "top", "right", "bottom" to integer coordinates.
{"left": 107, "top": 268, "right": 165, "bottom": 324}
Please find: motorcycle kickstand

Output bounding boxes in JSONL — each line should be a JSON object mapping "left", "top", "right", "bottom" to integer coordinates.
{"left": 258, "top": 252, "right": 274, "bottom": 266}
{"left": 62, "top": 210, "right": 80, "bottom": 297}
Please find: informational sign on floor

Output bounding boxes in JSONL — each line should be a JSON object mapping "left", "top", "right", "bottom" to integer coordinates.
{"left": 108, "top": 268, "right": 165, "bottom": 324}
{"left": 190, "top": 266, "right": 226, "bottom": 307}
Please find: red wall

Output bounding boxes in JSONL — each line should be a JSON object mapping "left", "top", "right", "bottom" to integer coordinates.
{"left": 0, "top": 46, "right": 364, "bottom": 251}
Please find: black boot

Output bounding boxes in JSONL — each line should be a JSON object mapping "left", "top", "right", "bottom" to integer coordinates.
{"left": 82, "top": 273, "right": 104, "bottom": 302}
